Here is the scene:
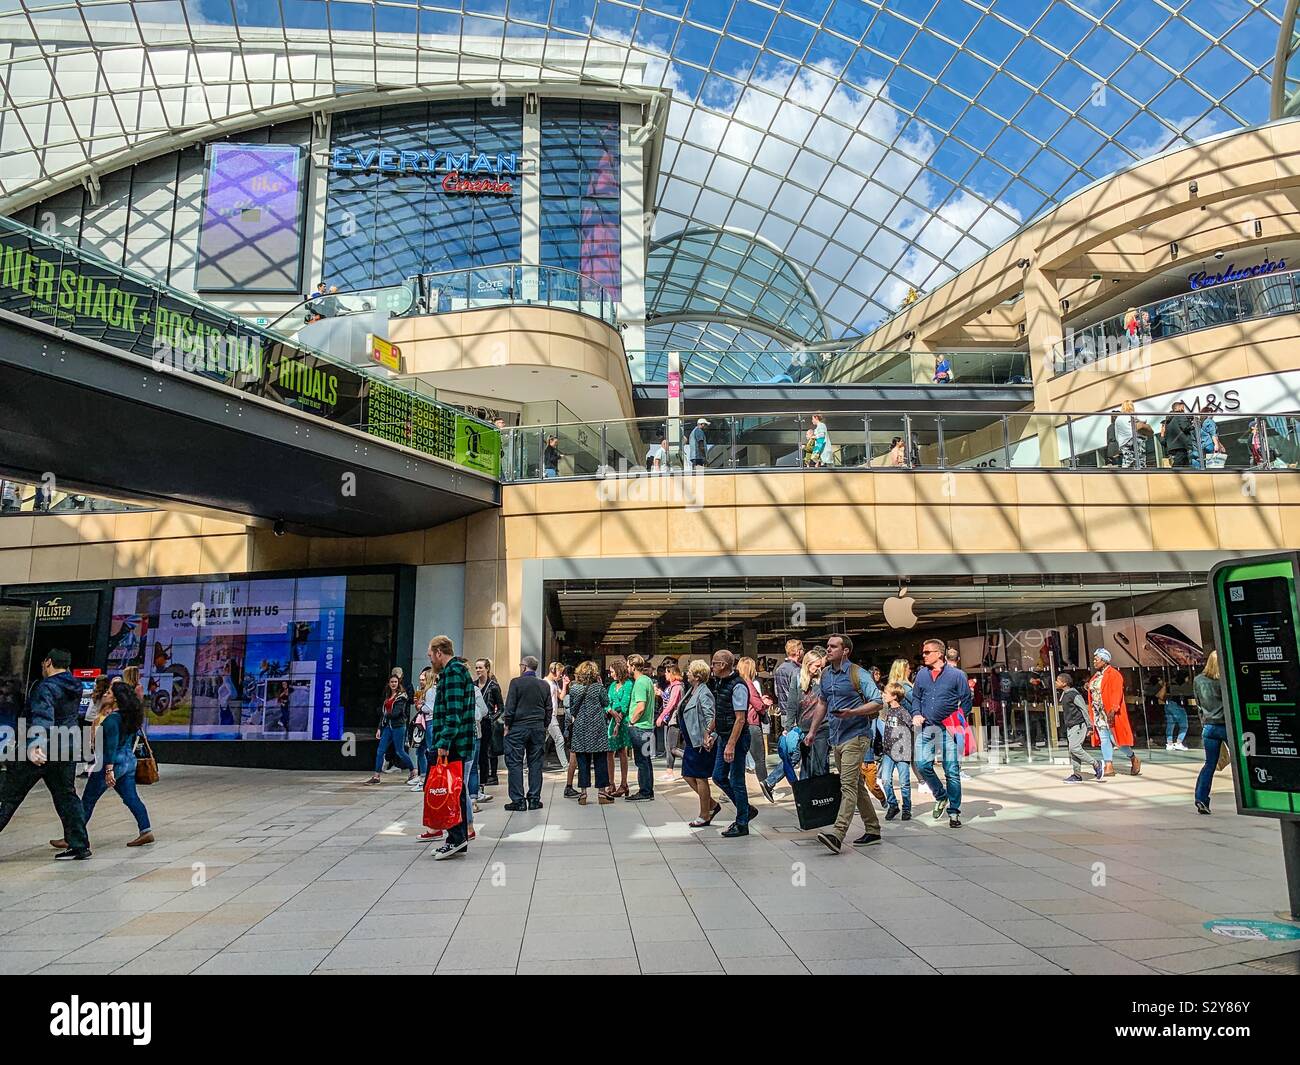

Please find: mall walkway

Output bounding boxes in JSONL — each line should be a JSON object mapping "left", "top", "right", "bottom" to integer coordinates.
{"left": 0, "top": 761, "right": 1293, "bottom": 975}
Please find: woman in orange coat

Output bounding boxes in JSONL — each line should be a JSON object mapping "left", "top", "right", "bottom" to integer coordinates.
{"left": 1086, "top": 648, "right": 1140, "bottom": 777}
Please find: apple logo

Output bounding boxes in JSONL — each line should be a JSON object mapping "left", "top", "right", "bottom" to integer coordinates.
{"left": 883, "top": 591, "right": 919, "bottom": 629}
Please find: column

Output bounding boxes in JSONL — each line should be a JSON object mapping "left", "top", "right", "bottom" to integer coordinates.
{"left": 621, "top": 101, "right": 647, "bottom": 379}
{"left": 1024, "top": 264, "right": 1064, "bottom": 466}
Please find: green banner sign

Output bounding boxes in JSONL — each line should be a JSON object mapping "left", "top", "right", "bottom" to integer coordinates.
{"left": 0, "top": 220, "right": 500, "bottom": 479}
{"left": 456, "top": 414, "right": 502, "bottom": 477}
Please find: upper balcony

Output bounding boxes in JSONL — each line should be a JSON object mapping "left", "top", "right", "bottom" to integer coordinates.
{"left": 501, "top": 408, "right": 1300, "bottom": 482}
{"left": 268, "top": 264, "right": 633, "bottom": 423}
{"left": 1053, "top": 264, "right": 1298, "bottom": 377}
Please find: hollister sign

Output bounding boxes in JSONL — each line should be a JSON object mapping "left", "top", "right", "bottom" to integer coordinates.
{"left": 32, "top": 592, "right": 99, "bottom": 626}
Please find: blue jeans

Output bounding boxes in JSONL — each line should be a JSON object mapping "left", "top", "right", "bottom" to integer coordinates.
{"left": 1098, "top": 730, "right": 1134, "bottom": 764}
{"left": 880, "top": 756, "right": 910, "bottom": 813}
{"left": 628, "top": 725, "right": 654, "bottom": 797}
{"left": 1164, "top": 703, "right": 1188, "bottom": 744}
{"left": 468, "top": 733, "right": 481, "bottom": 797}
{"left": 446, "top": 758, "right": 472, "bottom": 847}
{"left": 416, "top": 724, "right": 434, "bottom": 777}
{"left": 374, "top": 725, "right": 413, "bottom": 774}
{"left": 712, "top": 726, "right": 750, "bottom": 827}
{"left": 1196, "top": 724, "right": 1227, "bottom": 808}
{"left": 914, "top": 724, "right": 961, "bottom": 814}
{"left": 81, "top": 767, "right": 150, "bottom": 834}
{"left": 766, "top": 727, "right": 801, "bottom": 788}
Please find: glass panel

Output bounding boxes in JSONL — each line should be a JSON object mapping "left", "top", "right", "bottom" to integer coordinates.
{"left": 908, "top": 414, "right": 942, "bottom": 469}
{"left": 939, "top": 414, "right": 1007, "bottom": 468}
{"left": 867, "top": 416, "right": 911, "bottom": 468}
{"left": 1006, "top": 414, "right": 1059, "bottom": 468}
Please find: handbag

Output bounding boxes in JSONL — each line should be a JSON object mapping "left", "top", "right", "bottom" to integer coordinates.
{"left": 408, "top": 715, "right": 426, "bottom": 750}
{"left": 1216, "top": 742, "right": 1231, "bottom": 772}
{"left": 132, "top": 732, "right": 159, "bottom": 786}
{"left": 422, "top": 757, "right": 464, "bottom": 831}
{"left": 793, "top": 769, "right": 841, "bottom": 831}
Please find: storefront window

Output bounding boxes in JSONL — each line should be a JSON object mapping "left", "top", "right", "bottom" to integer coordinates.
{"left": 540, "top": 100, "right": 621, "bottom": 299}
{"left": 322, "top": 100, "right": 523, "bottom": 291}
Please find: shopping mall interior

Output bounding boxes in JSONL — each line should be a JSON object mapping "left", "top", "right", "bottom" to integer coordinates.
{"left": 0, "top": 0, "right": 1299, "bottom": 982}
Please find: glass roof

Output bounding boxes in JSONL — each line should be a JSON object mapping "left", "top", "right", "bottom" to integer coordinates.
{"left": 0, "top": 0, "right": 1281, "bottom": 341}
{"left": 646, "top": 226, "right": 831, "bottom": 343}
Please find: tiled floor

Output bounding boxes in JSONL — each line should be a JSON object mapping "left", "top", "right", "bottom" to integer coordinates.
{"left": 0, "top": 758, "right": 1296, "bottom": 975}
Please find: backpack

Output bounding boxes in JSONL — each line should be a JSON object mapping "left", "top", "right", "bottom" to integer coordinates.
{"left": 1105, "top": 418, "right": 1120, "bottom": 464}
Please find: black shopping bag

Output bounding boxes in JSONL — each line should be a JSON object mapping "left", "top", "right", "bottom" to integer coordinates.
{"left": 792, "top": 770, "right": 840, "bottom": 831}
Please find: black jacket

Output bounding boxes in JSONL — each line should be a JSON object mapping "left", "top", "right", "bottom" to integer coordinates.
{"left": 26, "top": 671, "right": 83, "bottom": 760}
{"left": 1059, "top": 686, "right": 1088, "bottom": 731}
{"left": 1164, "top": 413, "right": 1194, "bottom": 452}
{"left": 378, "top": 692, "right": 409, "bottom": 729}
{"left": 709, "top": 671, "right": 743, "bottom": 735}
{"left": 504, "top": 673, "right": 552, "bottom": 728}
{"left": 479, "top": 677, "right": 504, "bottom": 720}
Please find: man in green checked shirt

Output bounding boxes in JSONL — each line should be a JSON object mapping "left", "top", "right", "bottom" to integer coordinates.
{"left": 427, "top": 635, "right": 479, "bottom": 860}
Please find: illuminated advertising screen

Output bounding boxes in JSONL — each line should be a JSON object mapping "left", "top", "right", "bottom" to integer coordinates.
{"left": 196, "top": 143, "right": 305, "bottom": 294}
{"left": 107, "top": 576, "right": 347, "bottom": 740}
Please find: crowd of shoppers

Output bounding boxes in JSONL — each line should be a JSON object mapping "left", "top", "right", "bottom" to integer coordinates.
{"left": 369, "top": 633, "right": 1232, "bottom": 863}
{"left": 0, "top": 648, "right": 153, "bottom": 861}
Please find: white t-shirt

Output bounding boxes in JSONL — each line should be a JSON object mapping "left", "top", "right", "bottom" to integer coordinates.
{"left": 646, "top": 444, "right": 665, "bottom": 467}
{"left": 815, "top": 422, "right": 834, "bottom": 463}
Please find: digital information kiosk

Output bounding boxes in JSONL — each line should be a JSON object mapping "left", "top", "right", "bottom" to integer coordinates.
{"left": 1209, "top": 552, "right": 1300, "bottom": 919}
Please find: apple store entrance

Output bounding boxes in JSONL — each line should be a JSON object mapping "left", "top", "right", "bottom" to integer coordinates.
{"left": 541, "top": 572, "right": 1214, "bottom": 765}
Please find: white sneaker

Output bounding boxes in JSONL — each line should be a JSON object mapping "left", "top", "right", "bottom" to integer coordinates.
{"left": 383, "top": 764, "right": 399, "bottom": 774}
{"left": 476, "top": 792, "right": 494, "bottom": 803}
{"left": 1166, "top": 742, "right": 1175, "bottom": 751}
{"left": 1174, "top": 742, "right": 1189, "bottom": 751}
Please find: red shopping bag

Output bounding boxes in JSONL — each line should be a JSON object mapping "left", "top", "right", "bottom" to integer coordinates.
{"left": 422, "top": 757, "right": 464, "bottom": 831}
{"left": 944, "top": 711, "right": 976, "bottom": 757}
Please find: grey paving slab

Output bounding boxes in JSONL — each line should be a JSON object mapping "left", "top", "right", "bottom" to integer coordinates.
{"left": 0, "top": 760, "right": 1289, "bottom": 976}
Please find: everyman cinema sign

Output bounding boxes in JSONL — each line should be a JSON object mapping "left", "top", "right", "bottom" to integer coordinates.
{"left": 329, "top": 147, "right": 518, "bottom": 195}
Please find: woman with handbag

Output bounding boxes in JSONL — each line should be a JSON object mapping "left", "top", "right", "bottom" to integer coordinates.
{"left": 1193, "top": 652, "right": 1226, "bottom": 815}
{"left": 367, "top": 671, "right": 416, "bottom": 786}
{"left": 475, "top": 658, "right": 505, "bottom": 786}
{"left": 656, "top": 662, "right": 685, "bottom": 779}
{"left": 678, "top": 660, "right": 720, "bottom": 827}
{"left": 410, "top": 666, "right": 437, "bottom": 788}
{"left": 54, "top": 680, "right": 153, "bottom": 849}
{"left": 737, "top": 657, "right": 768, "bottom": 785}
{"left": 605, "top": 657, "right": 633, "bottom": 799}
{"left": 568, "top": 661, "right": 613, "bottom": 806}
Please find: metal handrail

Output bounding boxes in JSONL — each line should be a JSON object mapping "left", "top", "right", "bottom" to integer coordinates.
{"left": 406, "top": 263, "right": 619, "bottom": 327}
{"left": 501, "top": 408, "right": 1300, "bottom": 482}
{"left": 1054, "top": 265, "right": 1299, "bottom": 376}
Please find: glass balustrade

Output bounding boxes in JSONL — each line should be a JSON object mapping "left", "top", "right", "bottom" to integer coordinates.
{"left": 1054, "top": 269, "right": 1300, "bottom": 375}
{"left": 502, "top": 411, "right": 1300, "bottom": 481}
{"left": 410, "top": 264, "right": 617, "bottom": 327}
{"left": 0, "top": 214, "right": 498, "bottom": 475}
{"left": 634, "top": 348, "right": 1032, "bottom": 387}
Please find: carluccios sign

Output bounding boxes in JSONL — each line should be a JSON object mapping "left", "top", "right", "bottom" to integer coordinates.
{"left": 1188, "top": 256, "right": 1287, "bottom": 290}
{"left": 329, "top": 147, "right": 518, "bottom": 196}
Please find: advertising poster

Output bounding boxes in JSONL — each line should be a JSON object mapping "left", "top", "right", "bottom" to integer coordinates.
{"left": 108, "top": 577, "right": 348, "bottom": 740}
{"left": 196, "top": 143, "right": 305, "bottom": 293}
{"left": 1100, "top": 608, "right": 1206, "bottom": 669}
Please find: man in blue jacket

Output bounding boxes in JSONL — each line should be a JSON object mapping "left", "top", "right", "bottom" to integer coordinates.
{"left": 911, "top": 638, "right": 967, "bottom": 829}
{"left": 0, "top": 649, "right": 92, "bottom": 860}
